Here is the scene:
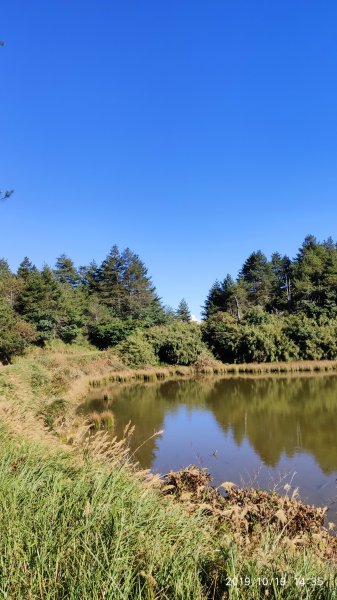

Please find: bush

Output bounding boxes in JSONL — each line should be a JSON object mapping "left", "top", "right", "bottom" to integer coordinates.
{"left": 145, "top": 322, "right": 205, "bottom": 366}
{"left": 202, "top": 313, "right": 300, "bottom": 363}
{"left": 284, "top": 314, "right": 323, "bottom": 360}
{"left": 88, "top": 319, "right": 143, "bottom": 350}
{"left": 202, "top": 313, "right": 241, "bottom": 363}
{"left": 116, "top": 332, "right": 157, "bottom": 367}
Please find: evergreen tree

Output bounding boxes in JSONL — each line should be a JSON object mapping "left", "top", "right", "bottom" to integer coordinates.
{"left": 54, "top": 254, "right": 79, "bottom": 286}
{"left": 0, "top": 298, "right": 35, "bottom": 363}
{"left": 16, "top": 266, "right": 63, "bottom": 343}
{"left": 202, "top": 275, "right": 244, "bottom": 321}
{"left": 176, "top": 299, "right": 191, "bottom": 322}
{"left": 202, "top": 280, "right": 224, "bottom": 319}
{"left": 292, "top": 235, "right": 337, "bottom": 316}
{"left": 0, "top": 258, "right": 22, "bottom": 305}
{"left": 78, "top": 261, "right": 101, "bottom": 293}
{"left": 120, "top": 248, "right": 163, "bottom": 322}
{"left": 238, "top": 250, "right": 273, "bottom": 308}
{"left": 270, "top": 252, "right": 292, "bottom": 311}
{"left": 0, "top": 258, "right": 10, "bottom": 277}
{"left": 17, "top": 257, "right": 36, "bottom": 280}
{"left": 99, "top": 246, "right": 125, "bottom": 314}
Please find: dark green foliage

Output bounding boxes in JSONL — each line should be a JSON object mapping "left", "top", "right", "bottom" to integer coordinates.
{"left": 88, "top": 319, "right": 142, "bottom": 349}
{"left": 17, "top": 257, "right": 36, "bottom": 280}
{"left": 146, "top": 322, "right": 205, "bottom": 365}
{"left": 202, "top": 275, "right": 243, "bottom": 321}
{"left": 0, "top": 299, "right": 36, "bottom": 363}
{"left": 0, "top": 259, "right": 23, "bottom": 306}
{"left": 202, "top": 235, "right": 337, "bottom": 362}
{"left": 116, "top": 332, "right": 157, "bottom": 367}
{"left": 98, "top": 246, "right": 164, "bottom": 323}
{"left": 78, "top": 261, "right": 101, "bottom": 292}
{"left": 270, "top": 252, "right": 292, "bottom": 310}
{"left": 15, "top": 267, "right": 63, "bottom": 344}
{"left": 54, "top": 255, "right": 79, "bottom": 286}
{"left": 176, "top": 298, "right": 191, "bottom": 322}
{"left": 117, "top": 323, "right": 205, "bottom": 367}
{"left": 0, "top": 245, "right": 168, "bottom": 356}
{"left": 202, "top": 313, "right": 242, "bottom": 363}
{"left": 5, "top": 234, "right": 337, "bottom": 364}
{"left": 238, "top": 250, "right": 274, "bottom": 308}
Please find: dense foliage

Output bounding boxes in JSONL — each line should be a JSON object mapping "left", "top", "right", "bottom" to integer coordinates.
{"left": 202, "top": 235, "right": 337, "bottom": 362}
{"left": 3, "top": 234, "right": 337, "bottom": 365}
{"left": 0, "top": 247, "right": 195, "bottom": 363}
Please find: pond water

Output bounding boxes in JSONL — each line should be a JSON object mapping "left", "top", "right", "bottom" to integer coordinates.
{"left": 80, "top": 375, "right": 337, "bottom": 523}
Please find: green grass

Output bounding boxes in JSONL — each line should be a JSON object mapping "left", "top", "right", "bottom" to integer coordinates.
{"left": 0, "top": 424, "right": 336, "bottom": 599}
{"left": 1, "top": 347, "right": 337, "bottom": 598}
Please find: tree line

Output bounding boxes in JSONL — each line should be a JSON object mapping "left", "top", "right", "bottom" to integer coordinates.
{"left": 203, "top": 235, "right": 337, "bottom": 363}
{"left": 2, "top": 234, "right": 337, "bottom": 365}
{"left": 0, "top": 246, "right": 191, "bottom": 363}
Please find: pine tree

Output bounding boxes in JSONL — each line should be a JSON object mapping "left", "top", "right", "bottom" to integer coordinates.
{"left": 16, "top": 266, "right": 63, "bottom": 342}
{"left": 238, "top": 250, "right": 273, "bottom": 308}
{"left": 176, "top": 298, "right": 191, "bottom": 322}
{"left": 202, "top": 280, "right": 224, "bottom": 319}
{"left": 292, "top": 235, "right": 337, "bottom": 316}
{"left": 120, "top": 248, "right": 163, "bottom": 321}
{"left": 0, "top": 258, "right": 22, "bottom": 305}
{"left": 99, "top": 246, "right": 125, "bottom": 314}
{"left": 202, "top": 275, "right": 241, "bottom": 320}
{"left": 17, "top": 257, "right": 36, "bottom": 280}
{"left": 78, "top": 261, "right": 101, "bottom": 293}
{"left": 0, "top": 258, "right": 10, "bottom": 277}
{"left": 270, "top": 252, "right": 292, "bottom": 311}
{"left": 54, "top": 254, "right": 79, "bottom": 286}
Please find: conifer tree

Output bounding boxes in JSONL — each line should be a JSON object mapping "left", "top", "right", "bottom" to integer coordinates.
{"left": 54, "top": 254, "right": 79, "bottom": 286}
{"left": 99, "top": 246, "right": 125, "bottom": 314}
{"left": 238, "top": 250, "right": 273, "bottom": 308}
{"left": 17, "top": 257, "right": 36, "bottom": 280}
{"left": 0, "top": 259, "right": 22, "bottom": 305}
{"left": 202, "top": 280, "right": 224, "bottom": 319}
{"left": 120, "top": 248, "right": 163, "bottom": 321}
{"left": 270, "top": 252, "right": 292, "bottom": 311}
{"left": 16, "top": 266, "right": 63, "bottom": 342}
{"left": 176, "top": 298, "right": 191, "bottom": 322}
{"left": 78, "top": 261, "right": 101, "bottom": 293}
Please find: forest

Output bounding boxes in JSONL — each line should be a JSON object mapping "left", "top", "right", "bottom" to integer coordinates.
{"left": 2, "top": 234, "right": 337, "bottom": 365}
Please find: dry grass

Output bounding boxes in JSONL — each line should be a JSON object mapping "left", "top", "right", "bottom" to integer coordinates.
{"left": 161, "top": 466, "right": 337, "bottom": 564}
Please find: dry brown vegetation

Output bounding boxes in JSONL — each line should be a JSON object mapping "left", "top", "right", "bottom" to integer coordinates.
{"left": 161, "top": 466, "right": 337, "bottom": 563}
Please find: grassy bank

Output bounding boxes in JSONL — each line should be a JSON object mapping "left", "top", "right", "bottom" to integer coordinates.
{"left": 1, "top": 345, "right": 337, "bottom": 598}
{"left": 90, "top": 358, "right": 337, "bottom": 388}
{"left": 0, "top": 423, "right": 336, "bottom": 599}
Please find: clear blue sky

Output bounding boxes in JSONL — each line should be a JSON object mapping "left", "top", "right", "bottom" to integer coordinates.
{"left": 1, "top": 1, "right": 337, "bottom": 318}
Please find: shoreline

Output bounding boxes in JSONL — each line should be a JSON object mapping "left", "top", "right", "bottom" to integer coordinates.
{"left": 0, "top": 345, "right": 337, "bottom": 594}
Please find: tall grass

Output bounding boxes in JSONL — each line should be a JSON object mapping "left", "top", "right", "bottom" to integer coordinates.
{"left": 0, "top": 424, "right": 336, "bottom": 599}
{"left": 1, "top": 346, "right": 337, "bottom": 598}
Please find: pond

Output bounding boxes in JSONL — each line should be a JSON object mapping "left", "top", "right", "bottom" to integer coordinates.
{"left": 80, "top": 374, "right": 337, "bottom": 523}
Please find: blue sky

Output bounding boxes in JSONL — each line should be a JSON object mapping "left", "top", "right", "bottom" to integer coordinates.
{"left": 1, "top": 1, "right": 337, "bottom": 318}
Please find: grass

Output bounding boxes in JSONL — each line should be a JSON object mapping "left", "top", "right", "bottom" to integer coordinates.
{"left": 1, "top": 343, "right": 337, "bottom": 597}
{"left": 0, "top": 424, "right": 336, "bottom": 599}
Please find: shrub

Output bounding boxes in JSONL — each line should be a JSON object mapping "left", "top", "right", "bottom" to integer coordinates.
{"left": 116, "top": 332, "right": 157, "bottom": 367}
{"left": 202, "top": 313, "right": 300, "bottom": 363}
{"left": 284, "top": 314, "right": 323, "bottom": 360}
{"left": 88, "top": 319, "right": 143, "bottom": 350}
{"left": 202, "top": 313, "right": 241, "bottom": 363}
{"left": 145, "top": 322, "right": 205, "bottom": 366}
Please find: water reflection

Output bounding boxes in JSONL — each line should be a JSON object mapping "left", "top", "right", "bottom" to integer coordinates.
{"left": 80, "top": 375, "right": 337, "bottom": 518}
